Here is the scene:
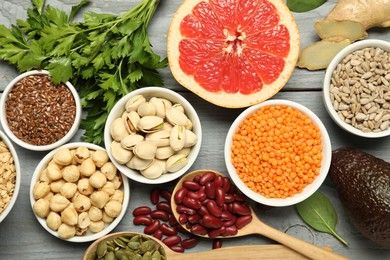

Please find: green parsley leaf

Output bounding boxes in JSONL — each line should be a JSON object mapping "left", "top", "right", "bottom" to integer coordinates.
{"left": 46, "top": 57, "right": 73, "bottom": 83}
{"left": 32, "top": 0, "right": 45, "bottom": 15}
{"left": 69, "top": 0, "right": 90, "bottom": 22}
{"left": 287, "top": 0, "right": 327, "bottom": 13}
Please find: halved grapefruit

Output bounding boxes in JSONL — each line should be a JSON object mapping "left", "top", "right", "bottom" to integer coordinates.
{"left": 167, "top": 0, "right": 300, "bottom": 108}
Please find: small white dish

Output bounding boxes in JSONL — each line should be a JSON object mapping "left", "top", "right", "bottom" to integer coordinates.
{"left": 224, "top": 99, "right": 332, "bottom": 207}
{"left": 0, "top": 70, "right": 82, "bottom": 151}
{"left": 30, "top": 142, "right": 130, "bottom": 243}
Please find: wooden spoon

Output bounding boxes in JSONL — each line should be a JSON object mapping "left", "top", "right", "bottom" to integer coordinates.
{"left": 171, "top": 170, "right": 349, "bottom": 260}
{"left": 83, "top": 231, "right": 316, "bottom": 259}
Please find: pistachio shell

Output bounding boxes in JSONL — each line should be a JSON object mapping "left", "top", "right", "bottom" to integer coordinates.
{"left": 150, "top": 97, "right": 172, "bottom": 118}
{"left": 155, "top": 146, "right": 175, "bottom": 160}
{"left": 133, "top": 141, "right": 157, "bottom": 160}
{"left": 145, "top": 130, "right": 170, "bottom": 147}
{"left": 125, "top": 95, "right": 146, "bottom": 112}
{"left": 154, "top": 159, "right": 167, "bottom": 174}
{"left": 185, "top": 119, "right": 193, "bottom": 130}
{"left": 162, "top": 122, "right": 174, "bottom": 131}
{"left": 126, "top": 156, "right": 154, "bottom": 171}
{"left": 184, "top": 129, "right": 197, "bottom": 147}
{"left": 166, "top": 154, "right": 188, "bottom": 173}
{"left": 120, "top": 134, "right": 144, "bottom": 150}
{"left": 123, "top": 111, "right": 140, "bottom": 134}
{"left": 140, "top": 161, "right": 163, "bottom": 179}
{"left": 170, "top": 125, "right": 186, "bottom": 151}
{"left": 172, "top": 103, "right": 185, "bottom": 113}
{"left": 110, "top": 141, "right": 133, "bottom": 164}
{"left": 137, "top": 116, "right": 164, "bottom": 133}
{"left": 110, "top": 118, "right": 129, "bottom": 141}
{"left": 137, "top": 101, "right": 156, "bottom": 117}
{"left": 166, "top": 107, "right": 189, "bottom": 126}
{"left": 177, "top": 147, "right": 191, "bottom": 156}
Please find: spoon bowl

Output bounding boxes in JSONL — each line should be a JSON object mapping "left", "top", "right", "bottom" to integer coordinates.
{"left": 171, "top": 170, "right": 349, "bottom": 260}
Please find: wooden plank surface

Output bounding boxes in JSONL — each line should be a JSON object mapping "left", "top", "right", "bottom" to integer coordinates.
{"left": 1, "top": 0, "right": 390, "bottom": 259}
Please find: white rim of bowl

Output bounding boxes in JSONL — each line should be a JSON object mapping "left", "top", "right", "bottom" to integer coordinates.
{"left": 0, "top": 70, "right": 82, "bottom": 151}
{"left": 104, "top": 86, "right": 202, "bottom": 184}
{"left": 323, "top": 39, "right": 390, "bottom": 138}
{"left": 29, "top": 142, "right": 130, "bottom": 242}
{"left": 224, "top": 99, "right": 332, "bottom": 207}
{"left": 0, "top": 130, "right": 21, "bottom": 223}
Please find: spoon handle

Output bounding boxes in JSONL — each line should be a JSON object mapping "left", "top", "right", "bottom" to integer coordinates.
{"left": 254, "top": 222, "right": 349, "bottom": 260}
{"left": 167, "top": 244, "right": 312, "bottom": 259}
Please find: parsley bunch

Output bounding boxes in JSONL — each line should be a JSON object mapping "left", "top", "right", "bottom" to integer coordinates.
{"left": 0, "top": 0, "right": 167, "bottom": 144}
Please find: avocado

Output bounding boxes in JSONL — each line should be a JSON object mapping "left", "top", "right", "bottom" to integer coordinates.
{"left": 330, "top": 147, "right": 390, "bottom": 247}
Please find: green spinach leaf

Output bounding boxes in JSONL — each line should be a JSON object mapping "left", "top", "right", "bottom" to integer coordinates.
{"left": 296, "top": 191, "right": 349, "bottom": 245}
{"left": 287, "top": 0, "right": 327, "bottom": 13}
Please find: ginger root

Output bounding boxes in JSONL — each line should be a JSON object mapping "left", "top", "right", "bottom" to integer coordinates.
{"left": 298, "top": 0, "right": 390, "bottom": 70}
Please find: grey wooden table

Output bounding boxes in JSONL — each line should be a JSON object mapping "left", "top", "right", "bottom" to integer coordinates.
{"left": 1, "top": 0, "right": 390, "bottom": 259}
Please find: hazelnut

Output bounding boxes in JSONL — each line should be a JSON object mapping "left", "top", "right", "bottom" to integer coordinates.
{"left": 111, "top": 174, "right": 123, "bottom": 190}
{"left": 92, "top": 150, "right": 109, "bottom": 168}
{"left": 46, "top": 163, "right": 63, "bottom": 181}
{"left": 79, "top": 158, "right": 96, "bottom": 177}
{"left": 72, "top": 193, "right": 91, "bottom": 212}
{"left": 100, "top": 162, "right": 117, "bottom": 180}
{"left": 62, "top": 165, "right": 80, "bottom": 183}
{"left": 57, "top": 223, "right": 76, "bottom": 239}
{"left": 49, "top": 194, "right": 70, "bottom": 212}
{"left": 50, "top": 179, "right": 65, "bottom": 193}
{"left": 60, "top": 183, "right": 78, "bottom": 199}
{"left": 77, "top": 178, "right": 94, "bottom": 196}
{"left": 33, "top": 198, "right": 50, "bottom": 218}
{"left": 110, "top": 190, "right": 124, "bottom": 204}
{"left": 33, "top": 181, "right": 51, "bottom": 200}
{"left": 46, "top": 211, "right": 62, "bottom": 231}
{"left": 102, "top": 211, "right": 114, "bottom": 223}
{"left": 89, "top": 220, "right": 105, "bottom": 233}
{"left": 61, "top": 204, "right": 78, "bottom": 226}
{"left": 78, "top": 212, "right": 91, "bottom": 229}
{"left": 89, "top": 171, "right": 107, "bottom": 189}
{"left": 39, "top": 169, "right": 51, "bottom": 183}
{"left": 74, "top": 146, "right": 90, "bottom": 164}
{"left": 88, "top": 206, "right": 103, "bottom": 222}
{"left": 101, "top": 182, "right": 115, "bottom": 196}
{"left": 90, "top": 190, "right": 109, "bottom": 209}
{"left": 53, "top": 148, "right": 73, "bottom": 166}
{"left": 104, "top": 200, "right": 122, "bottom": 218}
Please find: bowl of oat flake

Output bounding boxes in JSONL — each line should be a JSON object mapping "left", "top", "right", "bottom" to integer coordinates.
{"left": 323, "top": 39, "right": 390, "bottom": 138}
{"left": 0, "top": 70, "right": 82, "bottom": 150}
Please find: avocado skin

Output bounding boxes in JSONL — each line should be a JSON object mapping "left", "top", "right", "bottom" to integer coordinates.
{"left": 330, "top": 147, "right": 390, "bottom": 247}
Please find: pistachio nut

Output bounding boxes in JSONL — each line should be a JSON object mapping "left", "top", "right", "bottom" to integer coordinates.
{"left": 120, "top": 134, "right": 144, "bottom": 150}
{"left": 126, "top": 156, "right": 154, "bottom": 171}
{"left": 170, "top": 125, "right": 186, "bottom": 151}
{"left": 137, "top": 101, "right": 156, "bottom": 117}
{"left": 155, "top": 146, "right": 175, "bottom": 160}
{"left": 145, "top": 130, "right": 170, "bottom": 147}
{"left": 166, "top": 107, "right": 189, "bottom": 126}
{"left": 133, "top": 141, "right": 157, "bottom": 160}
{"left": 150, "top": 97, "right": 172, "bottom": 118}
{"left": 184, "top": 129, "right": 197, "bottom": 147}
{"left": 110, "top": 117, "right": 129, "bottom": 142}
{"left": 166, "top": 153, "right": 188, "bottom": 173}
{"left": 124, "top": 111, "right": 140, "bottom": 134}
{"left": 125, "top": 95, "right": 146, "bottom": 112}
{"left": 137, "top": 116, "right": 164, "bottom": 133}
{"left": 110, "top": 141, "right": 133, "bottom": 165}
{"left": 140, "top": 161, "right": 164, "bottom": 179}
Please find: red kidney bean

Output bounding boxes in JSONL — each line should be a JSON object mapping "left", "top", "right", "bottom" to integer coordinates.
{"left": 234, "top": 193, "right": 247, "bottom": 202}
{"left": 160, "top": 223, "right": 177, "bottom": 236}
{"left": 227, "top": 203, "right": 234, "bottom": 214}
{"left": 232, "top": 202, "right": 251, "bottom": 216}
{"left": 188, "top": 214, "right": 201, "bottom": 224}
{"left": 174, "top": 187, "right": 188, "bottom": 204}
{"left": 236, "top": 215, "right": 253, "bottom": 229}
{"left": 229, "top": 185, "right": 237, "bottom": 194}
{"left": 222, "top": 177, "right": 231, "bottom": 193}
{"left": 205, "top": 182, "right": 216, "bottom": 199}
{"left": 197, "top": 205, "right": 210, "bottom": 216}
{"left": 176, "top": 205, "right": 197, "bottom": 215}
{"left": 162, "top": 235, "right": 181, "bottom": 247}
{"left": 191, "top": 224, "right": 208, "bottom": 236}
{"left": 213, "top": 175, "right": 224, "bottom": 188}
{"left": 160, "top": 189, "right": 172, "bottom": 201}
{"left": 220, "top": 210, "right": 234, "bottom": 221}
{"left": 193, "top": 175, "right": 201, "bottom": 183}
{"left": 182, "top": 197, "right": 201, "bottom": 210}
{"left": 224, "top": 194, "right": 235, "bottom": 204}
{"left": 206, "top": 200, "right": 222, "bottom": 217}
{"left": 186, "top": 222, "right": 193, "bottom": 230}
{"left": 202, "top": 214, "right": 223, "bottom": 229}
{"left": 199, "top": 171, "right": 216, "bottom": 186}
{"left": 188, "top": 191, "right": 207, "bottom": 202}
{"left": 178, "top": 213, "right": 188, "bottom": 224}
{"left": 222, "top": 216, "right": 236, "bottom": 227}
{"left": 169, "top": 214, "right": 178, "bottom": 226}
{"left": 183, "top": 180, "right": 200, "bottom": 191}
{"left": 215, "top": 187, "right": 225, "bottom": 207}
{"left": 222, "top": 225, "right": 238, "bottom": 236}
{"left": 150, "top": 209, "right": 170, "bottom": 221}
{"left": 208, "top": 226, "right": 226, "bottom": 238}
{"left": 153, "top": 229, "right": 163, "bottom": 240}
{"left": 133, "top": 215, "right": 153, "bottom": 226}
{"left": 150, "top": 188, "right": 160, "bottom": 204}
{"left": 144, "top": 219, "right": 160, "bottom": 234}
{"left": 181, "top": 237, "right": 200, "bottom": 249}
{"left": 157, "top": 201, "right": 172, "bottom": 213}
{"left": 170, "top": 245, "right": 185, "bottom": 253}
{"left": 132, "top": 206, "right": 152, "bottom": 216}
{"left": 176, "top": 224, "right": 189, "bottom": 234}
{"left": 212, "top": 239, "right": 223, "bottom": 249}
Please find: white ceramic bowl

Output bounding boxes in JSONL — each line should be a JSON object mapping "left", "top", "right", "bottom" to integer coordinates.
{"left": 104, "top": 87, "right": 202, "bottom": 184}
{"left": 323, "top": 39, "right": 390, "bottom": 138}
{"left": 0, "top": 130, "right": 21, "bottom": 223}
{"left": 224, "top": 99, "right": 331, "bottom": 207}
{"left": 0, "top": 70, "right": 82, "bottom": 151}
{"left": 30, "top": 142, "right": 130, "bottom": 243}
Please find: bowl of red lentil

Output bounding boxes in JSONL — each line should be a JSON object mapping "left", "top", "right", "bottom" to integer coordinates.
{"left": 0, "top": 70, "right": 82, "bottom": 151}
{"left": 323, "top": 39, "right": 390, "bottom": 138}
{"left": 224, "top": 99, "right": 332, "bottom": 207}
{"left": 0, "top": 130, "right": 21, "bottom": 223}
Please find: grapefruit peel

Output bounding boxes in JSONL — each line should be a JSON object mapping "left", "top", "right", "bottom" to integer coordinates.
{"left": 167, "top": 0, "right": 300, "bottom": 108}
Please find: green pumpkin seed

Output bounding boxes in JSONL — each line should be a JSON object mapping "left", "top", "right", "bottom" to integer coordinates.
{"left": 114, "top": 238, "right": 128, "bottom": 248}
{"left": 151, "top": 250, "right": 161, "bottom": 260}
{"left": 139, "top": 241, "right": 156, "bottom": 254}
{"left": 142, "top": 251, "right": 152, "bottom": 260}
{"left": 130, "top": 235, "right": 141, "bottom": 243}
{"left": 104, "top": 251, "right": 115, "bottom": 260}
{"left": 127, "top": 241, "right": 140, "bottom": 250}
{"left": 96, "top": 241, "right": 108, "bottom": 258}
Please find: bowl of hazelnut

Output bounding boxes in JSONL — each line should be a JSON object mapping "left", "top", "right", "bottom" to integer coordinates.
{"left": 29, "top": 142, "right": 130, "bottom": 242}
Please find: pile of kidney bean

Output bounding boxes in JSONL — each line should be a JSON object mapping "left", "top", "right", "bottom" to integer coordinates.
{"left": 132, "top": 187, "right": 222, "bottom": 252}
{"left": 174, "top": 171, "right": 253, "bottom": 238}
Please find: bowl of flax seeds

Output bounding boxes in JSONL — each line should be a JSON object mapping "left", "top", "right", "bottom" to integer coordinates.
{"left": 323, "top": 39, "right": 390, "bottom": 138}
{"left": 0, "top": 70, "right": 82, "bottom": 151}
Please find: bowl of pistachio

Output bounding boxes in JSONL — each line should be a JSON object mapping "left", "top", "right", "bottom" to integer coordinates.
{"left": 29, "top": 142, "right": 130, "bottom": 242}
{"left": 104, "top": 87, "right": 202, "bottom": 184}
